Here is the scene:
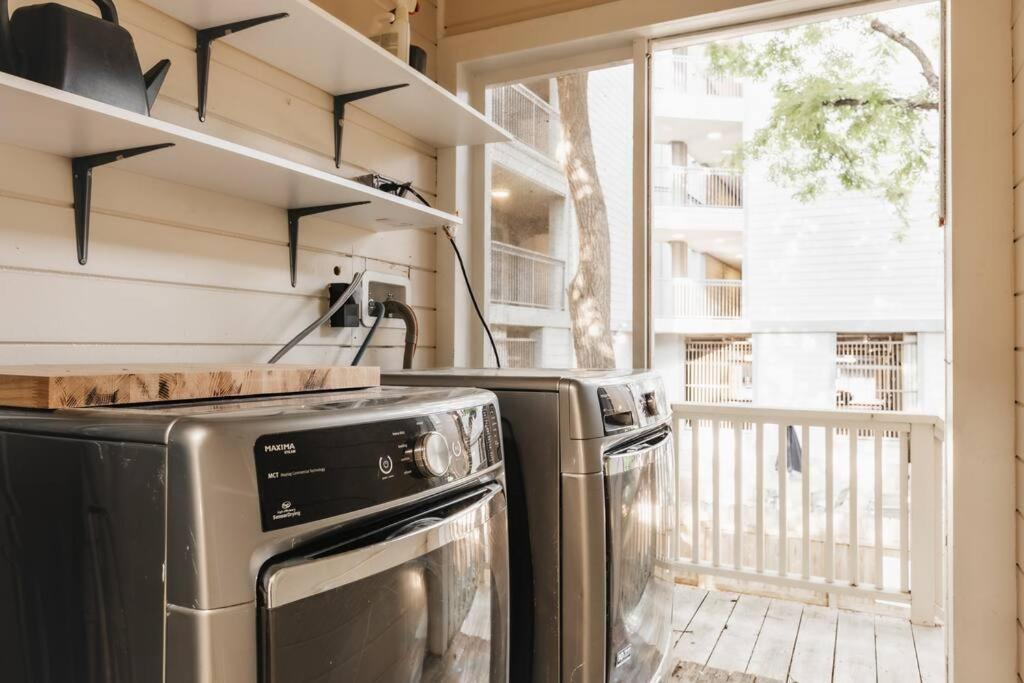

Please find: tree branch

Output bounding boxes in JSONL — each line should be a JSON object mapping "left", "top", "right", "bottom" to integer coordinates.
{"left": 826, "top": 96, "right": 938, "bottom": 111}
{"left": 869, "top": 18, "right": 939, "bottom": 91}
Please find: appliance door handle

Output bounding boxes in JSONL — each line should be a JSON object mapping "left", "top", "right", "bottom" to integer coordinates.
{"left": 604, "top": 427, "right": 674, "bottom": 475}
{"left": 604, "top": 426, "right": 672, "bottom": 457}
{"left": 261, "top": 483, "right": 506, "bottom": 608}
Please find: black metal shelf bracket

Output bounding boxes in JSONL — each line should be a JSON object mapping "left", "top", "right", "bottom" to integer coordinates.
{"left": 196, "top": 13, "right": 289, "bottom": 122}
{"left": 72, "top": 144, "right": 175, "bottom": 266}
{"left": 333, "top": 84, "right": 408, "bottom": 168}
{"left": 287, "top": 202, "right": 370, "bottom": 287}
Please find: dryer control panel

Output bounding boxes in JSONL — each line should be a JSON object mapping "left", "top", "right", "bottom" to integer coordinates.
{"left": 254, "top": 403, "right": 502, "bottom": 531}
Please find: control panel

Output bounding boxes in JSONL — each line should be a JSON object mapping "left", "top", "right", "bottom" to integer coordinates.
{"left": 254, "top": 403, "right": 502, "bottom": 531}
{"left": 597, "top": 381, "right": 667, "bottom": 435}
{"left": 598, "top": 385, "right": 637, "bottom": 434}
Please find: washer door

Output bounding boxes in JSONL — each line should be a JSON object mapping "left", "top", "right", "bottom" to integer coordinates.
{"left": 604, "top": 427, "right": 676, "bottom": 682}
{"left": 258, "top": 484, "right": 509, "bottom": 683}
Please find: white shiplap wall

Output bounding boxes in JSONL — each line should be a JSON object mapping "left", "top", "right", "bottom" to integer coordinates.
{"left": 0, "top": 0, "right": 442, "bottom": 369}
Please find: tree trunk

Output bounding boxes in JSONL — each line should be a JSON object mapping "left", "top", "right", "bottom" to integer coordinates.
{"left": 556, "top": 72, "right": 616, "bottom": 369}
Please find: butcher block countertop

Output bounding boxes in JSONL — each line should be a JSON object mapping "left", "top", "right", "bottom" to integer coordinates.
{"left": 0, "top": 364, "right": 380, "bottom": 409}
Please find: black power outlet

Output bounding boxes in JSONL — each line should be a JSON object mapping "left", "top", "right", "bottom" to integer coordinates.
{"left": 328, "top": 283, "right": 361, "bottom": 328}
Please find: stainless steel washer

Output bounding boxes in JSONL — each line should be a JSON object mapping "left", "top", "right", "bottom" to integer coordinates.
{"left": 0, "top": 386, "right": 510, "bottom": 682}
{"left": 382, "top": 369, "right": 676, "bottom": 683}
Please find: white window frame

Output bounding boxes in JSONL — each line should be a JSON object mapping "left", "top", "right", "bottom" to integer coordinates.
{"left": 436, "top": 1, "right": 1014, "bottom": 678}
{"left": 460, "top": 45, "right": 650, "bottom": 369}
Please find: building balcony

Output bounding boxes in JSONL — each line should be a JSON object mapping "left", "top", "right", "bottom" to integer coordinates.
{"left": 654, "top": 165, "right": 743, "bottom": 209}
{"left": 668, "top": 404, "right": 944, "bottom": 678}
{"left": 652, "top": 53, "right": 745, "bottom": 122}
{"left": 656, "top": 278, "right": 743, "bottom": 319}
{"left": 490, "top": 241, "right": 566, "bottom": 311}
{"left": 654, "top": 53, "right": 744, "bottom": 98}
{"left": 670, "top": 403, "right": 945, "bottom": 625}
{"left": 489, "top": 83, "right": 561, "bottom": 161}
{"left": 495, "top": 337, "right": 537, "bottom": 368}
{"left": 654, "top": 278, "right": 748, "bottom": 335}
{"left": 653, "top": 166, "right": 745, "bottom": 239}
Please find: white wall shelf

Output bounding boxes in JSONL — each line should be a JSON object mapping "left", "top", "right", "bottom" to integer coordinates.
{"left": 0, "top": 73, "right": 460, "bottom": 281}
{"left": 144, "top": 0, "right": 512, "bottom": 150}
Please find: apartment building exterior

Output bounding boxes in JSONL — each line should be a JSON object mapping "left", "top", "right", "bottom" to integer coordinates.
{"left": 486, "top": 47, "right": 944, "bottom": 415}
{"left": 486, "top": 65, "right": 635, "bottom": 370}
{"left": 651, "top": 46, "right": 944, "bottom": 413}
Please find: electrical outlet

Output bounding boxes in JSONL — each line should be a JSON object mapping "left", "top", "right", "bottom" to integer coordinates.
{"left": 360, "top": 271, "right": 411, "bottom": 327}
{"left": 328, "top": 283, "right": 361, "bottom": 328}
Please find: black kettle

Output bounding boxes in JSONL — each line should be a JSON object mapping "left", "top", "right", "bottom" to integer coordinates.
{"left": 0, "top": 0, "right": 170, "bottom": 116}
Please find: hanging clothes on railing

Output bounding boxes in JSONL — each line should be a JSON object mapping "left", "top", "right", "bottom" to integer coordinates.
{"left": 786, "top": 425, "right": 803, "bottom": 473}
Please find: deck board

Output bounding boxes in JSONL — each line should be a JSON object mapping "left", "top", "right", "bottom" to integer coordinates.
{"left": 707, "top": 595, "right": 771, "bottom": 674}
{"left": 668, "top": 661, "right": 779, "bottom": 682}
{"left": 913, "top": 623, "right": 946, "bottom": 683}
{"left": 668, "top": 588, "right": 944, "bottom": 683}
{"left": 746, "top": 600, "right": 803, "bottom": 681}
{"left": 832, "top": 610, "right": 876, "bottom": 683}
{"left": 787, "top": 605, "right": 838, "bottom": 683}
{"left": 675, "top": 585, "right": 711, "bottom": 631}
{"left": 673, "top": 591, "right": 740, "bottom": 666}
{"left": 875, "top": 615, "right": 920, "bottom": 683}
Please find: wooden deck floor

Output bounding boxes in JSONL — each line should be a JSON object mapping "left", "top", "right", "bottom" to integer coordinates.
{"left": 666, "top": 586, "right": 945, "bottom": 683}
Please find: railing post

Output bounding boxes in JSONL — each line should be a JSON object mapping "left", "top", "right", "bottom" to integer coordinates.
{"left": 910, "top": 421, "right": 938, "bottom": 625}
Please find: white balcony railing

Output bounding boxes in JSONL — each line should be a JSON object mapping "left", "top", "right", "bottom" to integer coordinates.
{"left": 671, "top": 403, "right": 945, "bottom": 624}
{"left": 495, "top": 337, "right": 537, "bottom": 368}
{"left": 654, "top": 54, "right": 744, "bottom": 98}
{"left": 488, "top": 83, "right": 561, "bottom": 159}
{"left": 653, "top": 166, "right": 743, "bottom": 209}
{"left": 655, "top": 278, "right": 742, "bottom": 319}
{"left": 491, "top": 241, "right": 566, "bottom": 311}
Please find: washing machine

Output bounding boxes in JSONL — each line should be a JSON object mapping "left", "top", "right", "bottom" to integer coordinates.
{"left": 0, "top": 385, "right": 509, "bottom": 682}
{"left": 382, "top": 369, "right": 676, "bottom": 683}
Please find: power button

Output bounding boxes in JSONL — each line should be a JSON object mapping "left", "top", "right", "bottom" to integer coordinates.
{"left": 378, "top": 455, "right": 394, "bottom": 476}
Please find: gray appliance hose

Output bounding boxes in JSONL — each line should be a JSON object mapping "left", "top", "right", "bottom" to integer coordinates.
{"left": 384, "top": 299, "right": 418, "bottom": 369}
{"left": 268, "top": 272, "right": 365, "bottom": 364}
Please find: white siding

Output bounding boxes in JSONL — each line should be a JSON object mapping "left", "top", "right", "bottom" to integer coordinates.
{"left": 744, "top": 177, "right": 944, "bottom": 328}
{"left": 589, "top": 64, "right": 634, "bottom": 333}
{"left": 0, "top": 0, "right": 441, "bottom": 369}
{"left": 742, "top": 79, "right": 943, "bottom": 329}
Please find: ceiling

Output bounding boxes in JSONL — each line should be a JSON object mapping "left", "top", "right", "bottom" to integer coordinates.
{"left": 656, "top": 228, "right": 743, "bottom": 269}
{"left": 653, "top": 117, "right": 742, "bottom": 166}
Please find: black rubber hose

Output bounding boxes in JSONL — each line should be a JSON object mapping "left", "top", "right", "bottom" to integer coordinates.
{"left": 446, "top": 231, "right": 501, "bottom": 368}
{"left": 383, "top": 299, "right": 418, "bottom": 369}
{"left": 351, "top": 305, "right": 386, "bottom": 366}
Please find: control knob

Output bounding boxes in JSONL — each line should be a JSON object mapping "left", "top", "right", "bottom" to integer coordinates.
{"left": 412, "top": 432, "right": 451, "bottom": 478}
